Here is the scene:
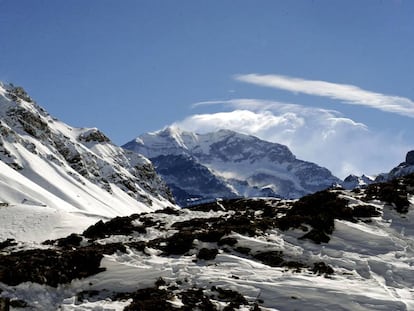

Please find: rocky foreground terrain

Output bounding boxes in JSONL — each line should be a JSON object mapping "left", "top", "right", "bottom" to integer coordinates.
{"left": 0, "top": 173, "right": 413, "bottom": 310}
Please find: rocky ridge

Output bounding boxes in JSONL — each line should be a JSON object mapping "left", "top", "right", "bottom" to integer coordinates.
{"left": 0, "top": 83, "right": 174, "bottom": 241}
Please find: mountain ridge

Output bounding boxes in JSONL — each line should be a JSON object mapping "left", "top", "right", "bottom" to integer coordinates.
{"left": 0, "top": 82, "right": 174, "bottom": 241}
{"left": 123, "top": 126, "right": 340, "bottom": 206}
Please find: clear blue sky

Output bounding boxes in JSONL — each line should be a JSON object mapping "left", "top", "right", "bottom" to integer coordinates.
{"left": 1, "top": 0, "right": 413, "bottom": 177}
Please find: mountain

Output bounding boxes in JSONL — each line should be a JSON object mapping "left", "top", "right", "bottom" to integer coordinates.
{"left": 0, "top": 83, "right": 174, "bottom": 242}
{"left": 0, "top": 173, "right": 413, "bottom": 310}
{"left": 381, "top": 150, "right": 414, "bottom": 181}
{"left": 341, "top": 174, "right": 375, "bottom": 190}
{"left": 123, "top": 126, "right": 340, "bottom": 206}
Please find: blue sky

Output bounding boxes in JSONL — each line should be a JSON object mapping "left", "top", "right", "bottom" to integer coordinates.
{"left": 1, "top": 0, "right": 413, "bottom": 177}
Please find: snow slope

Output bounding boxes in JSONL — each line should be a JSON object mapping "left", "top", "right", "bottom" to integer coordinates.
{"left": 0, "top": 175, "right": 413, "bottom": 310}
{"left": 0, "top": 83, "right": 174, "bottom": 241}
{"left": 124, "top": 126, "right": 340, "bottom": 206}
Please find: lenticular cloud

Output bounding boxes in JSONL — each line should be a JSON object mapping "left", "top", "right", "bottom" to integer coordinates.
{"left": 175, "top": 99, "right": 408, "bottom": 178}
{"left": 235, "top": 74, "right": 414, "bottom": 117}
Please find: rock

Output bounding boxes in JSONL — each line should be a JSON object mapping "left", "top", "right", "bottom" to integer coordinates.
{"left": 197, "top": 248, "right": 219, "bottom": 260}
{"left": 312, "top": 262, "right": 334, "bottom": 276}
{"left": 82, "top": 215, "right": 145, "bottom": 240}
{"left": 0, "top": 248, "right": 105, "bottom": 287}
{"left": 253, "top": 251, "right": 284, "bottom": 267}
{"left": 162, "top": 231, "right": 195, "bottom": 255}
{"left": 406, "top": 150, "right": 414, "bottom": 165}
{"left": 211, "top": 286, "right": 249, "bottom": 309}
{"left": 0, "top": 239, "right": 17, "bottom": 250}
{"left": 0, "top": 297, "right": 9, "bottom": 311}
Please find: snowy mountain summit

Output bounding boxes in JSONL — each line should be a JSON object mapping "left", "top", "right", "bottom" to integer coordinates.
{"left": 341, "top": 174, "right": 375, "bottom": 190}
{"left": 123, "top": 126, "right": 340, "bottom": 206}
{"left": 0, "top": 83, "right": 174, "bottom": 241}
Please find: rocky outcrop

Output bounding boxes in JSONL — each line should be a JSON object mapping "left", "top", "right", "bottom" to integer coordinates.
{"left": 380, "top": 150, "right": 414, "bottom": 181}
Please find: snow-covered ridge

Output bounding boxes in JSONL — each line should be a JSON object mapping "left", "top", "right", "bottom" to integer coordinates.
{"left": 123, "top": 126, "right": 340, "bottom": 206}
{"left": 0, "top": 83, "right": 174, "bottom": 241}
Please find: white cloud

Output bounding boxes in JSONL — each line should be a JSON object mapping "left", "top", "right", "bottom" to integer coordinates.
{"left": 175, "top": 99, "right": 409, "bottom": 178}
{"left": 235, "top": 74, "right": 414, "bottom": 117}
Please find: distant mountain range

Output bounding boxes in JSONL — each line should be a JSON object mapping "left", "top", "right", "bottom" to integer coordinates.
{"left": 123, "top": 126, "right": 341, "bottom": 206}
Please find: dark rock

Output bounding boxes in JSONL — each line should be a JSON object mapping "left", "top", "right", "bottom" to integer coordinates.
{"left": 0, "top": 239, "right": 17, "bottom": 250}
{"left": 43, "top": 233, "right": 82, "bottom": 248}
{"left": 352, "top": 205, "right": 381, "bottom": 218}
{"left": 179, "top": 288, "right": 216, "bottom": 311}
{"left": 172, "top": 218, "right": 218, "bottom": 231}
{"left": 365, "top": 177, "right": 411, "bottom": 213}
{"left": 283, "top": 261, "right": 306, "bottom": 272}
{"left": 211, "top": 286, "right": 248, "bottom": 309}
{"left": 0, "top": 248, "right": 104, "bottom": 287}
{"left": 89, "top": 243, "right": 127, "bottom": 255}
{"left": 155, "top": 277, "right": 167, "bottom": 287}
{"left": 197, "top": 248, "right": 219, "bottom": 260}
{"left": 277, "top": 190, "right": 351, "bottom": 243}
{"left": 122, "top": 288, "right": 175, "bottom": 311}
{"left": 218, "top": 237, "right": 238, "bottom": 246}
{"left": 197, "top": 230, "right": 226, "bottom": 243}
{"left": 253, "top": 251, "right": 284, "bottom": 267}
{"left": 406, "top": 150, "right": 414, "bottom": 165}
{"left": 162, "top": 231, "right": 195, "bottom": 255}
{"left": 83, "top": 215, "right": 145, "bottom": 240}
{"left": 312, "top": 262, "right": 334, "bottom": 276}
{"left": 299, "top": 229, "right": 330, "bottom": 244}
{"left": 78, "top": 129, "right": 110, "bottom": 143}
{"left": 0, "top": 297, "right": 9, "bottom": 311}
{"left": 9, "top": 299, "right": 27, "bottom": 308}
{"left": 126, "top": 241, "right": 147, "bottom": 253}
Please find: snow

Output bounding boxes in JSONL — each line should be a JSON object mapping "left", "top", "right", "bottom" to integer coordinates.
{"left": 0, "top": 83, "right": 174, "bottom": 242}
{"left": 1, "top": 192, "right": 412, "bottom": 310}
{"left": 124, "top": 126, "right": 339, "bottom": 201}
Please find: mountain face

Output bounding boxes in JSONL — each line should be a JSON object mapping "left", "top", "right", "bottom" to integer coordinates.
{"left": 0, "top": 83, "right": 174, "bottom": 241}
{"left": 1, "top": 174, "right": 413, "bottom": 310}
{"left": 341, "top": 174, "right": 375, "bottom": 190}
{"left": 123, "top": 126, "right": 340, "bottom": 206}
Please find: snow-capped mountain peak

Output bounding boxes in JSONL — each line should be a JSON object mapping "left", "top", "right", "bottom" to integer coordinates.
{"left": 124, "top": 127, "right": 340, "bottom": 206}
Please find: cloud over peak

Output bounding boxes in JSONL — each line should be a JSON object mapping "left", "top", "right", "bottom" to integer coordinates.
{"left": 235, "top": 73, "right": 414, "bottom": 117}
{"left": 174, "top": 99, "right": 406, "bottom": 179}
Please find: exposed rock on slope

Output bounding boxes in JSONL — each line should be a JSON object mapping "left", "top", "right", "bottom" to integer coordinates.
{"left": 0, "top": 174, "right": 413, "bottom": 310}
{"left": 385, "top": 150, "right": 414, "bottom": 180}
{"left": 0, "top": 82, "right": 174, "bottom": 241}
